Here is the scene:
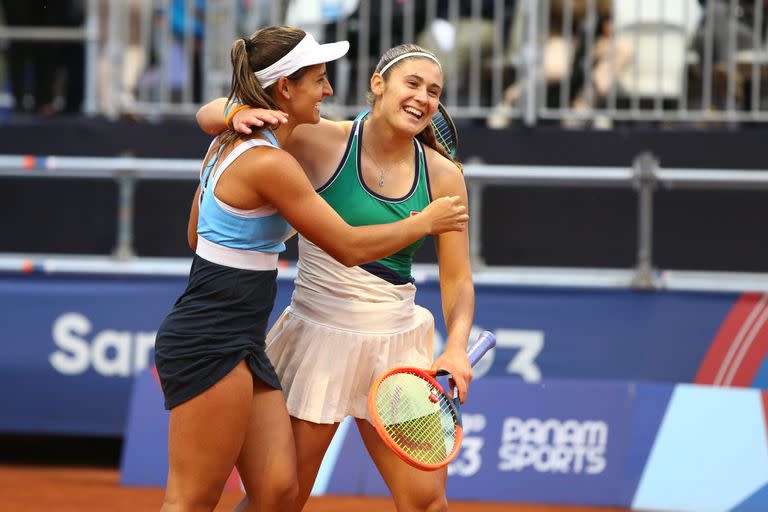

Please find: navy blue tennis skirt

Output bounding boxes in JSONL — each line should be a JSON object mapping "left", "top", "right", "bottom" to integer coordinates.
{"left": 154, "top": 255, "right": 281, "bottom": 409}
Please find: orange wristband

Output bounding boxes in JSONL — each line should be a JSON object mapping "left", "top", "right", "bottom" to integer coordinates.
{"left": 225, "top": 104, "right": 251, "bottom": 129}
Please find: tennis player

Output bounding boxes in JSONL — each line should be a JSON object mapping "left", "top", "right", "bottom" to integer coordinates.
{"left": 155, "top": 31, "right": 468, "bottom": 512}
{"left": 197, "top": 44, "right": 474, "bottom": 512}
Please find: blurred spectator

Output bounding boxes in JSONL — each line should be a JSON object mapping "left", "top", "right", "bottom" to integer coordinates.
{"left": 416, "top": 0, "right": 517, "bottom": 99}
{"left": 142, "top": 0, "right": 204, "bottom": 104}
{"left": 691, "top": 0, "right": 768, "bottom": 110}
{"left": 1, "top": 0, "right": 55, "bottom": 115}
{"left": 98, "top": 0, "right": 147, "bottom": 119}
{"left": 59, "top": 0, "right": 85, "bottom": 114}
{"left": 1, "top": 0, "right": 84, "bottom": 116}
{"left": 294, "top": 0, "right": 429, "bottom": 104}
{"left": 486, "top": 0, "right": 621, "bottom": 128}
{"left": 240, "top": 0, "right": 282, "bottom": 36}
{"left": 567, "top": 14, "right": 633, "bottom": 128}
{"left": 170, "top": 0, "right": 204, "bottom": 102}
{"left": 286, "top": 0, "right": 357, "bottom": 41}
{"left": 693, "top": 0, "right": 763, "bottom": 65}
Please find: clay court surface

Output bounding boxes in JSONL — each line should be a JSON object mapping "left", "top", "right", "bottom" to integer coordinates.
{"left": 1, "top": 465, "right": 631, "bottom": 512}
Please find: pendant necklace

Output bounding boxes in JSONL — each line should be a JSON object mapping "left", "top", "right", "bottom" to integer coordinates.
{"left": 362, "top": 141, "right": 410, "bottom": 188}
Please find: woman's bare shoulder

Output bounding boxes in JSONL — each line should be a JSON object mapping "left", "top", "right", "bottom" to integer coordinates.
{"left": 234, "top": 142, "right": 300, "bottom": 174}
{"left": 422, "top": 144, "right": 465, "bottom": 197}
{"left": 291, "top": 118, "right": 352, "bottom": 144}
{"left": 424, "top": 144, "right": 461, "bottom": 175}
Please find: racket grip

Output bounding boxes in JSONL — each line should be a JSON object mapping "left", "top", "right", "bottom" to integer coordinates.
{"left": 435, "top": 331, "right": 496, "bottom": 376}
{"left": 467, "top": 331, "right": 496, "bottom": 367}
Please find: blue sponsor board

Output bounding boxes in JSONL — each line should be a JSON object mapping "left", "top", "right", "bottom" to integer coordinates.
{"left": 120, "top": 366, "right": 169, "bottom": 487}
{"left": 118, "top": 370, "right": 768, "bottom": 511}
{"left": 119, "top": 373, "right": 637, "bottom": 505}
{"left": 0, "top": 274, "right": 185, "bottom": 435}
{"left": 450, "top": 284, "right": 734, "bottom": 383}
{"left": 0, "top": 273, "right": 739, "bottom": 435}
{"left": 326, "top": 378, "right": 632, "bottom": 506}
{"left": 316, "top": 381, "right": 768, "bottom": 510}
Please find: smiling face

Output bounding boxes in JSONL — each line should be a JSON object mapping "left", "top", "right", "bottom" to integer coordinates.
{"left": 371, "top": 57, "right": 443, "bottom": 136}
{"left": 278, "top": 63, "right": 334, "bottom": 125}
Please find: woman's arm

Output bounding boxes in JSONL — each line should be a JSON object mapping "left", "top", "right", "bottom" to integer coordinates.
{"left": 239, "top": 149, "right": 468, "bottom": 266}
{"left": 196, "top": 97, "right": 288, "bottom": 136}
{"left": 195, "top": 99, "right": 346, "bottom": 187}
{"left": 428, "top": 156, "right": 475, "bottom": 404}
{"left": 187, "top": 185, "right": 201, "bottom": 251}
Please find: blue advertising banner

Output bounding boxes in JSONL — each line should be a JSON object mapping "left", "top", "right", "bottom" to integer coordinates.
{"left": 326, "top": 379, "right": 632, "bottom": 506}
{"left": 0, "top": 274, "right": 186, "bottom": 435}
{"left": 119, "top": 373, "right": 768, "bottom": 511}
{"left": 0, "top": 273, "right": 757, "bottom": 435}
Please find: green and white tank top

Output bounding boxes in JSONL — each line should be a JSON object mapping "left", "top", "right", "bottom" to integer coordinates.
{"left": 316, "top": 118, "right": 432, "bottom": 284}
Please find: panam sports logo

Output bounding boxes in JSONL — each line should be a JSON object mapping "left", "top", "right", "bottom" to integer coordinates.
{"left": 498, "top": 417, "right": 607, "bottom": 475}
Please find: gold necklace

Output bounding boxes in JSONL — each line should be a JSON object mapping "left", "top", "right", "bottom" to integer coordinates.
{"left": 362, "top": 141, "right": 410, "bottom": 188}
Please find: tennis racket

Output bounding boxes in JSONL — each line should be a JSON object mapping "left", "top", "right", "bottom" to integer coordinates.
{"left": 354, "top": 102, "right": 458, "bottom": 157}
{"left": 431, "top": 103, "right": 458, "bottom": 158}
{"left": 368, "top": 330, "right": 496, "bottom": 471}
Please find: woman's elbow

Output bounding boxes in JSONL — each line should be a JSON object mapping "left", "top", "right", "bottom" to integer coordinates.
{"left": 195, "top": 114, "right": 216, "bottom": 135}
{"left": 335, "top": 251, "right": 359, "bottom": 267}
{"left": 324, "top": 246, "right": 360, "bottom": 267}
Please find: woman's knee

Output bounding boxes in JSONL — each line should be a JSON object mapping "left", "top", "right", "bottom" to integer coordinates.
{"left": 243, "top": 464, "right": 299, "bottom": 512}
{"left": 161, "top": 491, "right": 220, "bottom": 512}
{"left": 395, "top": 487, "right": 447, "bottom": 512}
{"left": 261, "top": 481, "right": 299, "bottom": 511}
{"left": 427, "top": 496, "right": 449, "bottom": 512}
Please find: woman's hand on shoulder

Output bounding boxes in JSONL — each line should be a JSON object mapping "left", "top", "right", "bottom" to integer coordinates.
{"left": 195, "top": 97, "right": 288, "bottom": 136}
{"left": 232, "top": 108, "right": 289, "bottom": 135}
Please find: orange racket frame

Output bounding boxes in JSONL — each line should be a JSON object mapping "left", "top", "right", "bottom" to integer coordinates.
{"left": 368, "top": 366, "right": 464, "bottom": 471}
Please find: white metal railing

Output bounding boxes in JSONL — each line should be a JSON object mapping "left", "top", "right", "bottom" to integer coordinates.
{"left": 104, "top": 0, "right": 768, "bottom": 124}
{"left": 3, "top": 0, "right": 767, "bottom": 125}
{"left": 3, "top": 154, "right": 768, "bottom": 293}
{"left": 529, "top": 0, "right": 768, "bottom": 126}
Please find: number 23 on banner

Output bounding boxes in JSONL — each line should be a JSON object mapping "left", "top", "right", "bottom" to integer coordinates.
{"left": 436, "top": 327, "right": 544, "bottom": 383}
{"left": 448, "top": 414, "right": 486, "bottom": 477}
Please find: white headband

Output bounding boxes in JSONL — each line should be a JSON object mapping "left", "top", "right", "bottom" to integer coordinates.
{"left": 378, "top": 52, "right": 442, "bottom": 77}
{"left": 254, "top": 33, "right": 349, "bottom": 88}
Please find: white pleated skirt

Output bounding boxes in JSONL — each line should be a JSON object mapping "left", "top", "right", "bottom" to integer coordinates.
{"left": 266, "top": 286, "right": 434, "bottom": 424}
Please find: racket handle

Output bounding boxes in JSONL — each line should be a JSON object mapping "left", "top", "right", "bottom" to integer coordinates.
{"left": 467, "top": 331, "right": 496, "bottom": 366}
{"left": 435, "top": 330, "right": 496, "bottom": 376}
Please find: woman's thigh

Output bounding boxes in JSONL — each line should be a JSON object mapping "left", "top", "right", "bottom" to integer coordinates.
{"left": 356, "top": 418, "right": 448, "bottom": 512}
{"left": 164, "top": 360, "right": 255, "bottom": 508}
{"left": 236, "top": 378, "right": 299, "bottom": 507}
{"left": 291, "top": 418, "right": 341, "bottom": 506}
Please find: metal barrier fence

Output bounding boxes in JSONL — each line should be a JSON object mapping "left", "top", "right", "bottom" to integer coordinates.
{"left": 2, "top": 154, "right": 768, "bottom": 293}
{"left": 1, "top": 0, "right": 767, "bottom": 125}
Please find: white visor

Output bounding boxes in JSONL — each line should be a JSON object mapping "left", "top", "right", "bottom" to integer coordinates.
{"left": 254, "top": 33, "right": 349, "bottom": 88}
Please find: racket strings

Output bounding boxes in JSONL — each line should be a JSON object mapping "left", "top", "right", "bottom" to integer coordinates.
{"left": 431, "top": 116, "right": 454, "bottom": 155}
{"left": 374, "top": 372, "right": 458, "bottom": 465}
{"left": 430, "top": 105, "right": 457, "bottom": 157}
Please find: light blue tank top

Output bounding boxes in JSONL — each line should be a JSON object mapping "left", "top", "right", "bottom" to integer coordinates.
{"left": 196, "top": 133, "right": 294, "bottom": 270}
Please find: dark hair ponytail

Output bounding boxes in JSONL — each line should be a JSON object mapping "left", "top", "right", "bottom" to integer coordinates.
{"left": 208, "top": 26, "right": 307, "bottom": 165}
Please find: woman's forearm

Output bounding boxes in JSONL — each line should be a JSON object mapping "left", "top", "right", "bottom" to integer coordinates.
{"left": 442, "top": 278, "right": 475, "bottom": 350}
{"left": 337, "top": 214, "right": 431, "bottom": 266}
{"left": 196, "top": 97, "right": 229, "bottom": 135}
